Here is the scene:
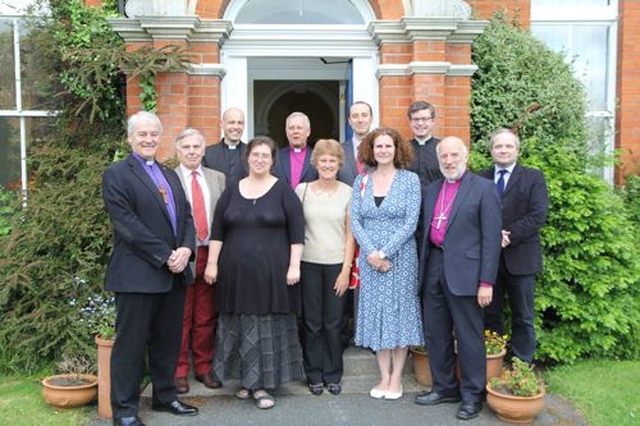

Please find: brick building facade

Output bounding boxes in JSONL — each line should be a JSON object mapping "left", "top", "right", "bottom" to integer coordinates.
{"left": 97, "top": 0, "right": 638, "bottom": 182}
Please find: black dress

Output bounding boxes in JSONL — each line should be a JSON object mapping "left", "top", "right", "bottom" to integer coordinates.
{"left": 211, "top": 179, "right": 305, "bottom": 390}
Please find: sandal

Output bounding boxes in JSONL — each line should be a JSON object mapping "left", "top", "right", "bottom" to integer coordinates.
{"left": 308, "top": 383, "right": 324, "bottom": 396}
{"left": 235, "top": 388, "right": 253, "bottom": 400}
{"left": 253, "top": 389, "right": 276, "bottom": 409}
{"left": 327, "top": 383, "right": 342, "bottom": 395}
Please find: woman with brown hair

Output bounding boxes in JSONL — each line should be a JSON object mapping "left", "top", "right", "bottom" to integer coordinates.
{"left": 204, "top": 136, "right": 305, "bottom": 410}
{"left": 351, "top": 127, "right": 424, "bottom": 401}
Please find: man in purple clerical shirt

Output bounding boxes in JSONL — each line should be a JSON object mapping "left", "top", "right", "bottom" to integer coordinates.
{"left": 414, "top": 136, "right": 502, "bottom": 421}
{"left": 273, "top": 111, "right": 318, "bottom": 188}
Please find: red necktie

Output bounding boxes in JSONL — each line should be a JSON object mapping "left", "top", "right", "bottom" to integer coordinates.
{"left": 191, "top": 171, "right": 209, "bottom": 243}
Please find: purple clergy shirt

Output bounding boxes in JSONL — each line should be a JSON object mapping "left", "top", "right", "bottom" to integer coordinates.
{"left": 134, "top": 153, "right": 178, "bottom": 235}
{"left": 289, "top": 146, "right": 307, "bottom": 189}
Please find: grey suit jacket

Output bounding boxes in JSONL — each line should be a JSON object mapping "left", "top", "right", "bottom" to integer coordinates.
{"left": 419, "top": 172, "right": 502, "bottom": 296}
{"left": 174, "top": 165, "right": 226, "bottom": 278}
{"left": 338, "top": 138, "right": 359, "bottom": 185}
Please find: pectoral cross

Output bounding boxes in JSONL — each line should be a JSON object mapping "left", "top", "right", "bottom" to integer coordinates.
{"left": 158, "top": 186, "right": 168, "bottom": 205}
{"left": 434, "top": 212, "right": 447, "bottom": 229}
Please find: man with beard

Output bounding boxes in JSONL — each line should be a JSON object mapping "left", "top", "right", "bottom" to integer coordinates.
{"left": 414, "top": 137, "right": 501, "bottom": 421}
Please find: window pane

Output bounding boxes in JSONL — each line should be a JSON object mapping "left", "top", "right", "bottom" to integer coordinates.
{"left": 0, "top": 117, "right": 21, "bottom": 187}
{"left": 572, "top": 26, "right": 609, "bottom": 110}
{"left": 0, "top": 117, "right": 56, "bottom": 187}
{"left": 0, "top": 17, "right": 16, "bottom": 109}
{"left": 20, "top": 21, "right": 64, "bottom": 110}
{"left": 532, "top": 0, "right": 611, "bottom": 6}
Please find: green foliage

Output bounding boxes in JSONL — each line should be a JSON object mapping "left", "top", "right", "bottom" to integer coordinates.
{"left": 471, "top": 12, "right": 588, "bottom": 157}
{"left": 0, "top": 186, "right": 21, "bottom": 237}
{"left": 471, "top": 15, "right": 640, "bottom": 363}
{"left": 490, "top": 357, "right": 543, "bottom": 397}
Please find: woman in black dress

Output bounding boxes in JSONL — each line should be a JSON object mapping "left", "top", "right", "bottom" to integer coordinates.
{"left": 204, "top": 136, "right": 305, "bottom": 409}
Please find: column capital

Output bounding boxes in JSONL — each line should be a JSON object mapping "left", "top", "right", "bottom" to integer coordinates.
{"left": 108, "top": 17, "right": 233, "bottom": 45}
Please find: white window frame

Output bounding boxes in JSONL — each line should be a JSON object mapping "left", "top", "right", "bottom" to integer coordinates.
{"left": 0, "top": 15, "right": 59, "bottom": 202}
{"left": 531, "top": 1, "right": 618, "bottom": 183}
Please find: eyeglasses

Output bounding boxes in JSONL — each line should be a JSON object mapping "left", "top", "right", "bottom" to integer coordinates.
{"left": 250, "top": 152, "right": 271, "bottom": 160}
{"left": 410, "top": 116, "right": 433, "bottom": 123}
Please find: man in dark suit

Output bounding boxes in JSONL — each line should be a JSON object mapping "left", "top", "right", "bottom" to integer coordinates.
{"left": 481, "top": 129, "right": 549, "bottom": 363}
{"left": 273, "top": 111, "right": 318, "bottom": 188}
{"left": 202, "top": 107, "right": 248, "bottom": 188}
{"left": 338, "top": 101, "right": 373, "bottom": 185}
{"left": 173, "top": 128, "right": 226, "bottom": 394}
{"left": 407, "top": 100, "right": 443, "bottom": 189}
{"left": 102, "top": 111, "right": 198, "bottom": 426}
{"left": 414, "top": 136, "right": 502, "bottom": 421}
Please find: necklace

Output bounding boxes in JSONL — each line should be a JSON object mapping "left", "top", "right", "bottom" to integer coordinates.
{"left": 434, "top": 181, "right": 459, "bottom": 229}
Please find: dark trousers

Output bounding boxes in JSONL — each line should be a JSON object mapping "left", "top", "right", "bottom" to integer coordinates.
{"left": 111, "top": 280, "right": 186, "bottom": 418}
{"left": 423, "top": 248, "right": 486, "bottom": 404}
{"left": 300, "top": 261, "right": 348, "bottom": 384}
{"left": 485, "top": 259, "right": 537, "bottom": 363}
{"left": 176, "top": 247, "right": 216, "bottom": 378}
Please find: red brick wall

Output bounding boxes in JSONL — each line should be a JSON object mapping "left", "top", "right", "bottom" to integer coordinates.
{"left": 616, "top": 0, "right": 640, "bottom": 180}
{"left": 467, "top": 0, "right": 531, "bottom": 26}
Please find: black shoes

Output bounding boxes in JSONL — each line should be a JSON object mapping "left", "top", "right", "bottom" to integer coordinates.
{"left": 113, "top": 416, "right": 145, "bottom": 426}
{"left": 327, "top": 383, "right": 342, "bottom": 395}
{"left": 414, "top": 390, "right": 461, "bottom": 406}
{"left": 456, "top": 401, "right": 483, "bottom": 420}
{"left": 151, "top": 399, "right": 199, "bottom": 416}
{"left": 309, "top": 383, "right": 324, "bottom": 396}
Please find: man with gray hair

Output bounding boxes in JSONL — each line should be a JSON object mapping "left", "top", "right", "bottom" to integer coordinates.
{"left": 173, "top": 128, "right": 226, "bottom": 394}
{"left": 480, "top": 129, "right": 549, "bottom": 364}
{"left": 415, "top": 136, "right": 501, "bottom": 421}
{"left": 273, "top": 111, "right": 318, "bottom": 188}
{"left": 102, "top": 111, "right": 198, "bottom": 426}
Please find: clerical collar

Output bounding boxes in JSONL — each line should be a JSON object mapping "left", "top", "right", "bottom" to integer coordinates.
{"left": 415, "top": 137, "right": 430, "bottom": 146}
{"left": 293, "top": 147, "right": 306, "bottom": 154}
{"left": 133, "top": 152, "right": 155, "bottom": 166}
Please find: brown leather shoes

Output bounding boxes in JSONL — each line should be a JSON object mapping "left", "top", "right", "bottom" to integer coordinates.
{"left": 174, "top": 377, "right": 189, "bottom": 394}
{"left": 195, "top": 371, "right": 223, "bottom": 389}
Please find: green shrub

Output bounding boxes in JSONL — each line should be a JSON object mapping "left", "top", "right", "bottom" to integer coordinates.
{"left": 471, "top": 15, "right": 640, "bottom": 363}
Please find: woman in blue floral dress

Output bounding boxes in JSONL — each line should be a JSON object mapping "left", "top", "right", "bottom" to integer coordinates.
{"left": 351, "top": 127, "right": 424, "bottom": 401}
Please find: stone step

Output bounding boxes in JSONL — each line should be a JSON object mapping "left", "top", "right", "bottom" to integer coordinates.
{"left": 142, "top": 346, "right": 427, "bottom": 398}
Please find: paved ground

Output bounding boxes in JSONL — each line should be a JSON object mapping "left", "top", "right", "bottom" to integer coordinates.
{"left": 86, "top": 387, "right": 587, "bottom": 426}
{"left": 86, "top": 348, "right": 587, "bottom": 426}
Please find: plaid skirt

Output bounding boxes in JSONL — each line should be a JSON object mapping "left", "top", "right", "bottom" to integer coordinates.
{"left": 213, "top": 313, "right": 305, "bottom": 390}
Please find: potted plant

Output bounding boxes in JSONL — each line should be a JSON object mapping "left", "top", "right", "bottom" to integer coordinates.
{"left": 409, "top": 345, "right": 431, "bottom": 386}
{"left": 81, "top": 294, "right": 116, "bottom": 419}
{"left": 41, "top": 355, "right": 98, "bottom": 409}
{"left": 455, "top": 330, "right": 508, "bottom": 381}
{"left": 484, "top": 329, "right": 508, "bottom": 381}
{"left": 486, "top": 357, "right": 545, "bottom": 424}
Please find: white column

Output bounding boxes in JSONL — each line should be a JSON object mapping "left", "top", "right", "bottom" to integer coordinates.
{"left": 221, "top": 55, "right": 249, "bottom": 138}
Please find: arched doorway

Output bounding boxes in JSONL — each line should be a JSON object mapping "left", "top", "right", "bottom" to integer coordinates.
{"left": 220, "top": 0, "right": 379, "bottom": 140}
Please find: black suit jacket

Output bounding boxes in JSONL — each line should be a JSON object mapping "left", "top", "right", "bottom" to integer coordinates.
{"left": 202, "top": 139, "right": 249, "bottom": 187}
{"left": 273, "top": 146, "right": 318, "bottom": 186}
{"left": 480, "top": 164, "right": 549, "bottom": 275}
{"left": 102, "top": 154, "right": 195, "bottom": 293}
{"left": 419, "top": 172, "right": 502, "bottom": 295}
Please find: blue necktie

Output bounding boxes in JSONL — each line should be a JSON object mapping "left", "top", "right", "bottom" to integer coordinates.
{"left": 496, "top": 169, "right": 507, "bottom": 198}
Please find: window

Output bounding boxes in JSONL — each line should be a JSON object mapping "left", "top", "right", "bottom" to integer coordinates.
{"left": 531, "top": 1, "right": 618, "bottom": 182}
{"left": 0, "top": 5, "right": 57, "bottom": 195}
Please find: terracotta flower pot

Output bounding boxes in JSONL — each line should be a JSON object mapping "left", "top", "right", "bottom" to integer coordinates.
{"left": 486, "top": 348, "right": 507, "bottom": 381}
{"left": 41, "top": 373, "right": 98, "bottom": 409}
{"left": 486, "top": 382, "right": 545, "bottom": 424}
{"left": 409, "top": 347, "right": 432, "bottom": 386}
{"left": 95, "top": 335, "right": 115, "bottom": 419}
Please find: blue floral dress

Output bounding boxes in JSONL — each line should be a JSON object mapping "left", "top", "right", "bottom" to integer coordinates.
{"left": 351, "top": 169, "right": 424, "bottom": 351}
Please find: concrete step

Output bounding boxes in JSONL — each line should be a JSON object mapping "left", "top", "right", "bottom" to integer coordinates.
{"left": 142, "top": 346, "right": 427, "bottom": 398}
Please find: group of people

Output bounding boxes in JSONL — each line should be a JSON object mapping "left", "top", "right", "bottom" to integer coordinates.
{"left": 102, "top": 100, "right": 548, "bottom": 426}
